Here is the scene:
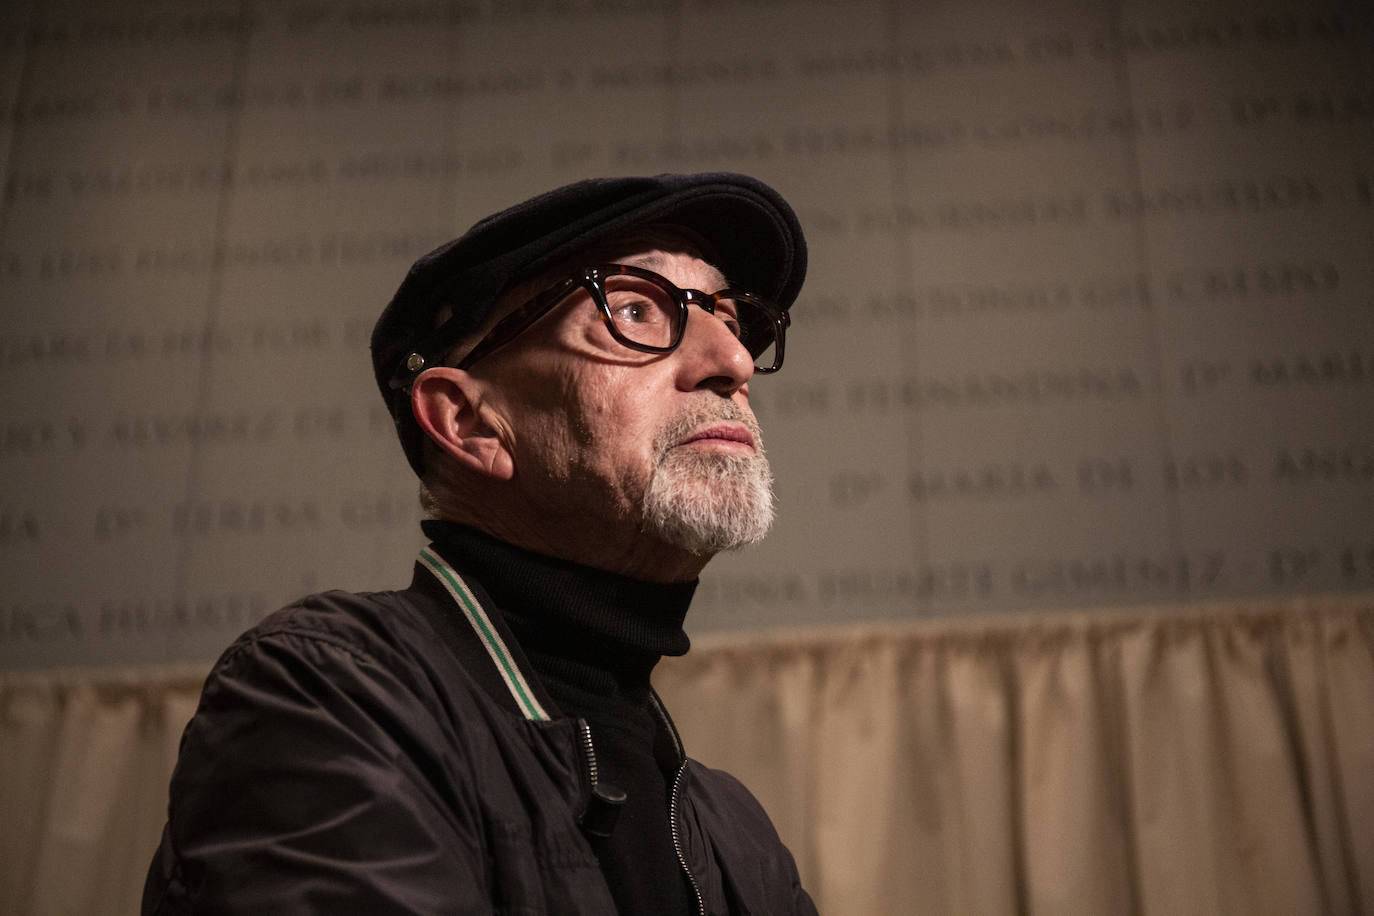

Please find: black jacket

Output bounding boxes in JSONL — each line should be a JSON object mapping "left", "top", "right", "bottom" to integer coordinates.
{"left": 143, "top": 545, "right": 817, "bottom": 915}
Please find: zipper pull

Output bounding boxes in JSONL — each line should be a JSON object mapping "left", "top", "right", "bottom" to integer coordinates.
{"left": 576, "top": 718, "right": 627, "bottom": 839}
{"left": 581, "top": 782, "right": 627, "bottom": 839}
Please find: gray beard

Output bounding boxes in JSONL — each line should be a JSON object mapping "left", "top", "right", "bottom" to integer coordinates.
{"left": 639, "top": 403, "right": 775, "bottom": 556}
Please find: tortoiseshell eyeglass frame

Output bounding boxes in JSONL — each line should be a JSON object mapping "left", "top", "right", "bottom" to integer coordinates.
{"left": 450, "top": 263, "right": 789, "bottom": 374}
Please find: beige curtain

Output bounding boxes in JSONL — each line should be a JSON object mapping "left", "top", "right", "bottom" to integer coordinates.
{"left": 658, "top": 597, "right": 1374, "bottom": 916}
{"left": 3, "top": 598, "right": 1371, "bottom": 916}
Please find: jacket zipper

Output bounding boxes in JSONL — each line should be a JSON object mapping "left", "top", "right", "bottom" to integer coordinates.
{"left": 670, "top": 761, "right": 706, "bottom": 916}
{"left": 577, "top": 718, "right": 599, "bottom": 789}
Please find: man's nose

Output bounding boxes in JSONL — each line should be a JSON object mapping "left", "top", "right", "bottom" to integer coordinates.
{"left": 675, "top": 304, "right": 754, "bottom": 394}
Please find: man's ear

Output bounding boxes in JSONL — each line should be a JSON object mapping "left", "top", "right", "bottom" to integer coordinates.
{"left": 410, "top": 368, "right": 515, "bottom": 481}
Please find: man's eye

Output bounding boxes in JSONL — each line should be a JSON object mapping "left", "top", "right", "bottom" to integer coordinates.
{"left": 714, "top": 300, "right": 743, "bottom": 338}
{"left": 613, "top": 300, "right": 657, "bottom": 323}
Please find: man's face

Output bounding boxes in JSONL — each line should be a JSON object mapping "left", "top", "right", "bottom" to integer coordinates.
{"left": 470, "top": 236, "right": 775, "bottom": 578}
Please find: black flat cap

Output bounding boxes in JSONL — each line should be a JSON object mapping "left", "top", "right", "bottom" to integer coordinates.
{"left": 371, "top": 171, "right": 807, "bottom": 476}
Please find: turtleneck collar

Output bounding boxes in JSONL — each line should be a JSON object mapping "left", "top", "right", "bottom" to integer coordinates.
{"left": 421, "top": 520, "right": 695, "bottom": 665}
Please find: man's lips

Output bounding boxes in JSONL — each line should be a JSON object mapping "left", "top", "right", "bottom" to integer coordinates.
{"left": 679, "top": 423, "right": 756, "bottom": 450}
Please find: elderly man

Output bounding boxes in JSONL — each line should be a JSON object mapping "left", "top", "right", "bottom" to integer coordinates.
{"left": 143, "top": 173, "right": 815, "bottom": 915}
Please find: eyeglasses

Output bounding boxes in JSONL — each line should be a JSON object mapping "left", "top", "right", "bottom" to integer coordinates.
{"left": 454, "top": 264, "right": 790, "bottom": 373}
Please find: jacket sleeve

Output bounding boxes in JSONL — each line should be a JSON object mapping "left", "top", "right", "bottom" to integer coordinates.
{"left": 143, "top": 625, "right": 492, "bottom": 915}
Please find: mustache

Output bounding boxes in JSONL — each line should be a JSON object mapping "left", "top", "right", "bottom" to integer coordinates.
{"left": 653, "top": 399, "right": 765, "bottom": 461}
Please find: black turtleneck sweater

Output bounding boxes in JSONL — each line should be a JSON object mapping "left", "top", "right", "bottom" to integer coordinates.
{"left": 422, "top": 520, "right": 697, "bottom": 916}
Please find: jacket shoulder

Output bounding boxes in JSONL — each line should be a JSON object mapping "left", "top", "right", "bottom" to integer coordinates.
{"left": 229, "top": 585, "right": 437, "bottom": 662}
{"left": 146, "top": 578, "right": 611, "bottom": 915}
{"left": 146, "top": 585, "right": 499, "bottom": 913}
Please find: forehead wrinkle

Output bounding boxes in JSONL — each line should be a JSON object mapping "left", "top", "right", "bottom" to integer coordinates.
{"left": 622, "top": 250, "right": 725, "bottom": 288}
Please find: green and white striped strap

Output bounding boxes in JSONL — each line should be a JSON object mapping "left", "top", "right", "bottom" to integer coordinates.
{"left": 418, "top": 546, "right": 550, "bottom": 722}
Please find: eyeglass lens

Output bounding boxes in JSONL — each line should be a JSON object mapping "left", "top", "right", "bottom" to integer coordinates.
{"left": 603, "top": 274, "right": 679, "bottom": 348}
{"left": 601, "top": 273, "right": 779, "bottom": 371}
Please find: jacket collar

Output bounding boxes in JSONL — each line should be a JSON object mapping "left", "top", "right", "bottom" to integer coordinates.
{"left": 412, "top": 545, "right": 689, "bottom": 771}
{"left": 418, "top": 546, "right": 551, "bottom": 721}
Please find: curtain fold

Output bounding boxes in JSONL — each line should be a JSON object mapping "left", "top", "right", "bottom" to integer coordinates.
{"left": 2, "top": 599, "right": 1370, "bottom": 916}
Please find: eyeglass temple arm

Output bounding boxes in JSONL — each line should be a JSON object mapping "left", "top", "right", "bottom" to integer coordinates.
{"left": 388, "top": 276, "right": 583, "bottom": 388}
{"left": 455, "top": 276, "right": 583, "bottom": 370}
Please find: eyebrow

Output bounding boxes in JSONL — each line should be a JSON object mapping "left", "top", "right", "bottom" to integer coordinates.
{"left": 622, "top": 252, "right": 664, "bottom": 271}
